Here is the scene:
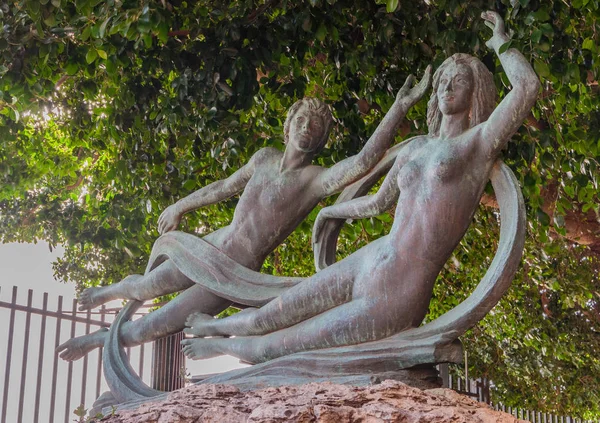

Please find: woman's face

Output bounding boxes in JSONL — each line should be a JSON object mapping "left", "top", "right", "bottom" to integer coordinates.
{"left": 288, "top": 106, "right": 326, "bottom": 153}
{"left": 437, "top": 63, "right": 474, "bottom": 116}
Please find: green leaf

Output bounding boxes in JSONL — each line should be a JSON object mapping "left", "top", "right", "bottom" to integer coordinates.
{"left": 183, "top": 180, "right": 196, "bottom": 190}
{"left": 81, "top": 26, "right": 91, "bottom": 41}
{"left": 99, "top": 17, "right": 111, "bottom": 38}
{"left": 97, "top": 49, "right": 108, "bottom": 60}
{"left": 532, "top": 9, "right": 551, "bottom": 22}
{"left": 65, "top": 63, "right": 79, "bottom": 75}
{"left": 315, "top": 23, "right": 327, "bottom": 42}
{"left": 499, "top": 40, "right": 513, "bottom": 54}
{"left": 86, "top": 48, "right": 98, "bottom": 64}
{"left": 536, "top": 209, "right": 550, "bottom": 226}
{"left": 531, "top": 29, "right": 543, "bottom": 44}
{"left": 582, "top": 38, "right": 595, "bottom": 51}
{"left": 8, "top": 108, "right": 19, "bottom": 123}
{"left": 157, "top": 22, "right": 169, "bottom": 44}
{"left": 534, "top": 59, "right": 550, "bottom": 77}
{"left": 386, "top": 0, "right": 399, "bottom": 13}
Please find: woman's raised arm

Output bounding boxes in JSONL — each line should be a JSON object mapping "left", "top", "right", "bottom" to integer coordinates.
{"left": 479, "top": 11, "right": 540, "bottom": 157}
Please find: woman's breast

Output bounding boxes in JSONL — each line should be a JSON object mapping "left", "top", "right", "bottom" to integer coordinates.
{"left": 396, "top": 160, "right": 422, "bottom": 190}
{"left": 426, "top": 149, "right": 468, "bottom": 183}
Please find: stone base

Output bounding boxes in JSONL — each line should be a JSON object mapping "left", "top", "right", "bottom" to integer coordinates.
{"left": 191, "top": 363, "right": 443, "bottom": 391}
{"left": 98, "top": 380, "right": 524, "bottom": 423}
{"left": 108, "top": 364, "right": 445, "bottom": 416}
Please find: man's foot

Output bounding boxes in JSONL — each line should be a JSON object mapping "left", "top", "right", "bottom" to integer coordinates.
{"left": 183, "top": 312, "right": 218, "bottom": 337}
{"left": 78, "top": 287, "right": 107, "bottom": 311}
{"left": 56, "top": 328, "right": 109, "bottom": 361}
{"left": 181, "top": 338, "right": 223, "bottom": 360}
{"left": 78, "top": 274, "right": 143, "bottom": 310}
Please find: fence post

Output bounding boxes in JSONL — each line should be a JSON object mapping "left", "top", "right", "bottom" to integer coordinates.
{"left": 1, "top": 286, "right": 18, "bottom": 423}
{"left": 33, "top": 292, "right": 49, "bottom": 423}
{"left": 17, "top": 289, "right": 34, "bottom": 423}
{"left": 49, "top": 295, "right": 63, "bottom": 423}
{"left": 439, "top": 363, "right": 449, "bottom": 388}
{"left": 151, "top": 331, "right": 185, "bottom": 391}
{"left": 64, "top": 298, "right": 78, "bottom": 423}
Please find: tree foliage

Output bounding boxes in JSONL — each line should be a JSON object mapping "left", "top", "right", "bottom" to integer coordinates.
{"left": 0, "top": 0, "right": 599, "bottom": 417}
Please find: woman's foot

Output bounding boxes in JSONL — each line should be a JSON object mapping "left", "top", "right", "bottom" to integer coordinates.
{"left": 56, "top": 328, "right": 109, "bottom": 361}
{"left": 184, "top": 307, "right": 259, "bottom": 337}
{"left": 183, "top": 312, "right": 218, "bottom": 337}
{"left": 181, "top": 338, "right": 223, "bottom": 360}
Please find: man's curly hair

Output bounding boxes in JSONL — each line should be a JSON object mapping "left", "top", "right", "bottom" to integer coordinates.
{"left": 283, "top": 98, "right": 334, "bottom": 152}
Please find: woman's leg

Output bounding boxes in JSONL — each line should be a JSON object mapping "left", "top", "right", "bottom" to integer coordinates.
{"left": 78, "top": 260, "right": 194, "bottom": 310}
{"left": 184, "top": 263, "right": 355, "bottom": 337}
{"left": 182, "top": 296, "right": 399, "bottom": 364}
{"left": 181, "top": 254, "right": 431, "bottom": 364}
{"left": 58, "top": 283, "right": 231, "bottom": 361}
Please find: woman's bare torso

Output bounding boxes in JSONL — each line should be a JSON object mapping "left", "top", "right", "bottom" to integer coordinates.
{"left": 391, "top": 130, "right": 492, "bottom": 263}
{"left": 352, "top": 128, "right": 494, "bottom": 308}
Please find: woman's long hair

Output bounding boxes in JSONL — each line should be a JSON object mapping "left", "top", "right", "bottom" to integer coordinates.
{"left": 427, "top": 53, "right": 496, "bottom": 136}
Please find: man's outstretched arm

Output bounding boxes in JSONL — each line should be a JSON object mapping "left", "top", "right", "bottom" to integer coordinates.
{"left": 318, "top": 65, "right": 431, "bottom": 196}
{"left": 158, "top": 148, "right": 270, "bottom": 234}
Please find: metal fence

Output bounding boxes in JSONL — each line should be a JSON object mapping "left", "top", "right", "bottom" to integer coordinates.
{"left": 440, "top": 363, "right": 597, "bottom": 423}
{"left": 0, "top": 285, "right": 184, "bottom": 423}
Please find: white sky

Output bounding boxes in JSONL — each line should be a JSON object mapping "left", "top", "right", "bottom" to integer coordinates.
{"left": 0, "top": 241, "right": 244, "bottom": 422}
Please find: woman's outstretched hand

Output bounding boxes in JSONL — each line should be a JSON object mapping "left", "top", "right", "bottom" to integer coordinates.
{"left": 158, "top": 203, "right": 182, "bottom": 234}
{"left": 482, "top": 10, "right": 510, "bottom": 51}
{"left": 396, "top": 64, "right": 433, "bottom": 108}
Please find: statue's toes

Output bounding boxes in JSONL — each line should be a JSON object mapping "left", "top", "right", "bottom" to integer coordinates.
{"left": 183, "top": 327, "right": 200, "bottom": 337}
{"left": 184, "top": 312, "right": 200, "bottom": 327}
{"left": 77, "top": 287, "right": 100, "bottom": 310}
{"left": 182, "top": 344, "right": 197, "bottom": 359}
{"left": 185, "top": 312, "right": 214, "bottom": 326}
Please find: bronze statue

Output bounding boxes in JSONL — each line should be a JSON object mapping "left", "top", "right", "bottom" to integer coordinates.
{"left": 57, "top": 71, "right": 432, "bottom": 361}
{"left": 179, "top": 11, "right": 539, "bottom": 365}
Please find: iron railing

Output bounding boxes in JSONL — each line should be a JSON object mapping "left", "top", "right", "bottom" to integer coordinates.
{"left": 0, "top": 285, "right": 184, "bottom": 423}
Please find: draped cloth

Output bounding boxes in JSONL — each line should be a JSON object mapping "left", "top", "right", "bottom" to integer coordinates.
{"left": 145, "top": 231, "right": 304, "bottom": 307}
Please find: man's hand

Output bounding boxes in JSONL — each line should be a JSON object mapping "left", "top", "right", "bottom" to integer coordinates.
{"left": 396, "top": 64, "right": 433, "bottom": 108}
{"left": 158, "top": 203, "right": 182, "bottom": 234}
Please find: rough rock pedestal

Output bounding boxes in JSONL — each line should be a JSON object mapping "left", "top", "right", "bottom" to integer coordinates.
{"left": 99, "top": 380, "right": 524, "bottom": 423}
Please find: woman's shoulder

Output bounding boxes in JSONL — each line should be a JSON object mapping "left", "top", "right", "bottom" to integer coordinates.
{"left": 399, "top": 134, "right": 430, "bottom": 153}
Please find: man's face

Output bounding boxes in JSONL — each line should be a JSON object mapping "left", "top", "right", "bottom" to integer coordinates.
{"left": 288, "top": 106, "right": 326, "bottom": 153}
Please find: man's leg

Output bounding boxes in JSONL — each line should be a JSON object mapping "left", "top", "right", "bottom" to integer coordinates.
{"left": 78, "top": 260, "right": 195, "bottom": 310}
{"left": 58, "top": 283, "right": 231, "bottom": 361}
